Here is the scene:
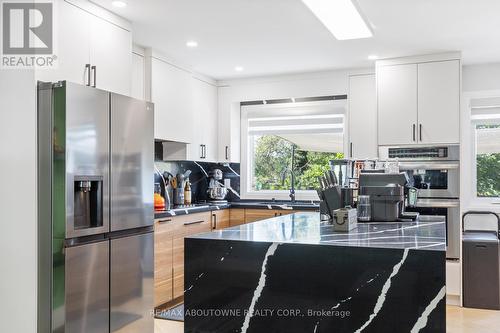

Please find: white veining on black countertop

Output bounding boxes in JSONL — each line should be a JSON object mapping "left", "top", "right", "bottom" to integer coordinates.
{"left": 188, "top": 212, "right": 446, "bottom": 251}
{"left": 410, "top": 286, "right": 447, "bottom": 333}
{"left": 241, "top": 242, "right": 280, "bottom": 333}
{"left": 354, "top": 249, "right": 410, "bottom": 332}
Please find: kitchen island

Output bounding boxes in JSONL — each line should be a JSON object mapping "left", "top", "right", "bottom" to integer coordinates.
{"left": 184, "top": 212, "right": 446, "bottom": 333}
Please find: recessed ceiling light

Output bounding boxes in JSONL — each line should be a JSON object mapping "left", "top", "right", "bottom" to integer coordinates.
{"left": 111, "top": 1, "right": 127, "bottom": 8}
{"left": 234, "top": 66, "right": 244, "bottom": 72}
{"left": 186, "top": 41, "right": 198, "bottom": 48}
{"left": 302, "top": 0, "right": 372, "bottom": 40}
{"left": 368, "top": 54, "right": 378, "bottom": 60}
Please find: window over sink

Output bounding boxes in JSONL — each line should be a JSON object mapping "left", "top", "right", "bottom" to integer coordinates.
{"left": 240, "top": 98, "right": 346, "bottom": 200}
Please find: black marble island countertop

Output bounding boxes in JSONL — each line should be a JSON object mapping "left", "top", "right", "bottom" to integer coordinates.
{"left": 184, "top": 212, "right": 446, "bottom": 333}
{"left": 189, "top": 212, "right": 446, "bottom": 251}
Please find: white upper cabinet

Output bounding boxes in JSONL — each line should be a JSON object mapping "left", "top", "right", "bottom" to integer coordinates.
{"left": 89, "top": 14, "right": 132, "bottom": 96}
{"left": 131, "top": 52, "right": 145, "bottom": 100}
{"left": 417, "top": 60, "right": 460, "bottom": 144}
{"left": 188, "top": 78, "right": 218, "bottom": 162}
{"left": 377, "top": 64, "right": 418, "bottom": 145}
{"left": 149, "top": 57, "right": 194, "bottom": 143}
{"left": 377, "top": 54, "right": 460, "bottom": 146}
{"left": 36, "top": 0, "right": 90, "bottom": 85}
{"left": 217, "top": 87, "right": 240, "bottom": 163}
{"left": 35, "top": 1, "right": 132, "bottom": 96}
{"left": 348, "top": 74, "right": 378, "bottom": 158}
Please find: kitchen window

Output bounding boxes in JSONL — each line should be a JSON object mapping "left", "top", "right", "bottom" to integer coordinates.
{"left": 470, "top": 97, "right": 500, "bottom": 200}
{"left": 240, "top": 98, "right": 346, "bottom": 200}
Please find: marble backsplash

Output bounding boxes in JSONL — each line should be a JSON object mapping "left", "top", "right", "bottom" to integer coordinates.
{"left": 154, "top": 159, "right": 241, "bottom": 204}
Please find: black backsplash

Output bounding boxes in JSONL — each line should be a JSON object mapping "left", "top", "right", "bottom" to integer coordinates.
{"left": 154, "top": 160, "right": 241, "bottom": 203}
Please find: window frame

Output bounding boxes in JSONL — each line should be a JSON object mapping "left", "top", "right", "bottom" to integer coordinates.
{"left": 471, "top": 123, "right": 500, "bottom": 201}
{"left": 240, "top": 101, "right": 346, "bottom": 201}
{"left": 465, "top": 91, "right": 500, "bottom": 208}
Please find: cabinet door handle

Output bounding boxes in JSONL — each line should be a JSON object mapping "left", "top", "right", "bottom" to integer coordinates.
{"left": 203, "top": 145, "right": 207, "bottom": 159}
{"left": 412, "top": 124, "right": 416, "bottom": 142}
{"left": 91, "top": 65, "right": 96, "bottom": 88}
{"left": 419, "top": 124, "right": 422, "bottom": 141}
{"left": 350, "top": 142, "right": 353, "bottom": 157}
{"left": 158, "top": 219, "right": 172, "bottom": 224}
{"left": 200, "top": 144, "right": 204, "bottom": 159}
{"left": 85, "top": 64, "right": 91, "bottom": 86}
{"left": 225, "top": 146, "right": 229, "bottom": 160}
{"left": 184, "top": 220, "right": 204, "bottom": 226}
{"left": 212, "top": 213, "right": 217, "bottom": 230}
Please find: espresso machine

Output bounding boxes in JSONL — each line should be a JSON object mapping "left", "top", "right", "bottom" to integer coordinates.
{"left": 358, "top": 172, "right": 418, "bottom": 222}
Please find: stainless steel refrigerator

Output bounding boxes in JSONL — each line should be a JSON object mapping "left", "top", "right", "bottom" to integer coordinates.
{"left": 37, "top": 81, "right": 154, "bottom": 333}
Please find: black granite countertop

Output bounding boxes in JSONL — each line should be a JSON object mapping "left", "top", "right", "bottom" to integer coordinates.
{"left": 188, "top": 212, "right": 446, "bottom": 251}
{"left": 154, "top": 200, "right": 319, "bottom": 218}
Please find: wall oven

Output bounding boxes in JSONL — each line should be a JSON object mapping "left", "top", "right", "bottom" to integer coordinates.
{"left": 379, "top": 145, "right": 460, "bottom": 259}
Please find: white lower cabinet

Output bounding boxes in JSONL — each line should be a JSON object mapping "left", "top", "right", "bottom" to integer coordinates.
{"left": 35, "top": 1, "right": 132, "bottom": 96}
{"left": 348, "top": 74, "right": 378, "bottom": 159}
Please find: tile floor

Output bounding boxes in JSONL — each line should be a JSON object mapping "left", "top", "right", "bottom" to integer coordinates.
{"left": 154, "top": 306, "right": 500, "bottom": 333}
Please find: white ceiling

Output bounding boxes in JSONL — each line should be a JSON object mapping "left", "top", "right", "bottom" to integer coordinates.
{"left": 92, "top": 0, "right": 500, "bottom": 80}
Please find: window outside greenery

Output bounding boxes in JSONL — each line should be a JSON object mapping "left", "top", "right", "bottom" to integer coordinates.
{"left": 252, "top": 135, "right": 343, "bottom": 191}
{"left": 476, "top": 124, "right": 500, "bottom": 197}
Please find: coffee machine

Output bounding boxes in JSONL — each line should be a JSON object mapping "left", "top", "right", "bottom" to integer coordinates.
{"left": 358, "top": 172, "right": 418, "bottom": 222}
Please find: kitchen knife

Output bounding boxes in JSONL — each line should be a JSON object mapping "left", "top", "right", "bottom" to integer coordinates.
{"left": 328, "top": 170, "right": 338, "bottom": 186}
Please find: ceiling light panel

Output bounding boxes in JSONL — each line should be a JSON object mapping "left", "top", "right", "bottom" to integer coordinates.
{"left": 302, "top": 0, "right": 372, "bottom": 40}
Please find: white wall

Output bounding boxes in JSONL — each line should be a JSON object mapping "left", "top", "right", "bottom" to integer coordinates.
{"left": 463, "top": 63, "right": 500, "bottom": 92}
{"left": 218, "top": 68, "right": 373, "bottom": 162}
{"left": 0, "top": 71, "right": 37, "bottom": 332}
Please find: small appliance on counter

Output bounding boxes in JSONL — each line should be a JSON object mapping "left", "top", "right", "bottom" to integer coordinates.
{"left": 358, "top": 172, "right": 418, "bottom": 222}
{"left": 207, "top": 168, "right": 228, "bottom": 203}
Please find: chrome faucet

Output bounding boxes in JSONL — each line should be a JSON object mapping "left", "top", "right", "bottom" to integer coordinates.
{"left": 290, "top": 145, "right": 296, "bottom": 202}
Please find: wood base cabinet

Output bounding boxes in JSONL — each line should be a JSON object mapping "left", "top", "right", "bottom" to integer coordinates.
{"left": 154, "top": 212, "right": 211, "bottom": 306}
{"left": 154, "top": 218, "right": 173, "bottom": 307}
{"left": 213, "top": 210, "right": 230, "bottom": 230}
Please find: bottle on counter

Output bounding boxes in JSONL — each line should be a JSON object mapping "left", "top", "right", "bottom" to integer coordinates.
{"left": 184, "top": 179, "right": 192, "bottom": 205}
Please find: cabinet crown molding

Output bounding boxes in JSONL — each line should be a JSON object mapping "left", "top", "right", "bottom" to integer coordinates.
{"left": 376, "top": 52, "right": 462, "bottom": 68}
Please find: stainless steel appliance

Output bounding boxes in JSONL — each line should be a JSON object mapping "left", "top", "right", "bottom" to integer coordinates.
{"left": 207, "top": 169, "right": 228, "bottom": 202}
{"left": 37, "top": 81, "right": 154, "bottom": 333}
{"left": 358, "top": 172, "right": 418, "bottom": 222}
{"left": 379, "top": 145, "right": 460, "bottom": 259}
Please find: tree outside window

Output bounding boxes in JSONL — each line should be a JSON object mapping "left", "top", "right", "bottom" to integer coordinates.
{"left": 252, "top": 135, "right": 343, "bottom": 192}
{"left": 475, "top": 124, "right": 500, "bottom": 197}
